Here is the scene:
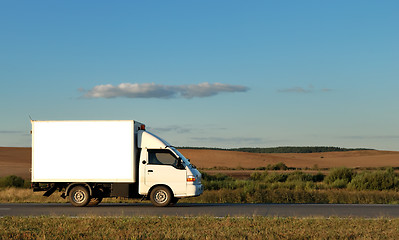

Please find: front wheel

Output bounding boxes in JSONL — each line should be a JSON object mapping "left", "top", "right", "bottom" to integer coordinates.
{"left": 150, "top": 186, "right": 172, "bottom": 207}
{"left": 68, "top": 186, "right": 91, "bottom": 207}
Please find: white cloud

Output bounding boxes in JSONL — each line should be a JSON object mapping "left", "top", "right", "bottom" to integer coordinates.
{"left": 82, "top": 82, "right": 249, "bottom": 99}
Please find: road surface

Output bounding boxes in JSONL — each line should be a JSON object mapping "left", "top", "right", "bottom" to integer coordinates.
{"left": 1, "top": 203, "right": 399, "bottom": 217}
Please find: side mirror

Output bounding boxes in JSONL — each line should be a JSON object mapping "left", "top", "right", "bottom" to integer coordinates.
{"left": 176, "top": 159, "right": 185, "bottom": 170}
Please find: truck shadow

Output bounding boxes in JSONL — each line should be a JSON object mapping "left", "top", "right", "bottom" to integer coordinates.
{"left": 93, "top": 203, "right": 237, "bottom": 208}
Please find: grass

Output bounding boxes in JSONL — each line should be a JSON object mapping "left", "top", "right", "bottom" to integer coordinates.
{"left": 0, "top": 188, "right": 145, "bottom": 204}
{"left": 1, "top": 187, "right": 399, "bottom": 204}
{"left": 2, "top": 167, "right": 399, "bottom": 204}
{"left": 1, "top": 167, "right": 399, "bottom": 204}
{"left": 1, "top": 216, "right": 399, "bottom": 239}
{"left": 180, "top": 189, "right": 399, "bottom": 204}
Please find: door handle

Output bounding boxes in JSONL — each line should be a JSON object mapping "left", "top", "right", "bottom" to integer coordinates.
{"left": 148, "top": 170, "right": 153, "bottom": 172}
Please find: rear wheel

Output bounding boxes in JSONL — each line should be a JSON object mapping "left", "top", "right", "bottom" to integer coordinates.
{"left": 68, "top": 186, "right": 91, "bottom": 207}
{"left": 150, "top": 186, "right": 172, "bottom": 207}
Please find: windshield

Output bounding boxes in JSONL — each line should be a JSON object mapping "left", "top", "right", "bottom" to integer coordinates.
{"left": 169, "top": 147, "right": 191, "bottom": 166}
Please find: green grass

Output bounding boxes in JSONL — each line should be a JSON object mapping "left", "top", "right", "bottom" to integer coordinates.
{"left": 1, "top": 167, "right": 399, "bottom": 204}
{"left": 180, "top": 189, "right": 399, "bottom": 204}
{"left": 202, "top": 168, "right": 399, "bottom": 192}
{"left": 2, "top": 167, "right": 399, "bottom": 204}
{"left": 2, "top": 187, "right": 398, "bottom": 205}
{"left": 188, "top": 168, "right": 399, "bottom": 204}
{"left": 1, "top": 216, "right": 399, "bottom": 239}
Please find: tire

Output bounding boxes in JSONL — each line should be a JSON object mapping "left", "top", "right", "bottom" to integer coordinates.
{"left": 87, "top": 197, "right": 103, "bottom": 207}
{"left": 150, "top": 186, "right": 172, "bottom": 207}
{"left": 68, "top": 186, "right": 91, "bottom": 207}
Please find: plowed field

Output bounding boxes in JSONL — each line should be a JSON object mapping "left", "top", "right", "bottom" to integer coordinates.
{"left": 1, "top": 147, "right": 399, "bottom": 179}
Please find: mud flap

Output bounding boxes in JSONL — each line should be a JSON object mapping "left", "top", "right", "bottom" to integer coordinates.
{"left": 43, "top": 185, "right": 57, "bottom": 197}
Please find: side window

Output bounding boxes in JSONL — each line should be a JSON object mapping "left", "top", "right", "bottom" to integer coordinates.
{"left": 148, "top": 150, "right": 177, "bottom": 165}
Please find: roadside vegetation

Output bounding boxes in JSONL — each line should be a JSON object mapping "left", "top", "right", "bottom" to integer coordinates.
{"left": 0, "top": 175, "right": 29, "bottom": 189}
{"left": 1, "top": 165, "right": 399, "bottom": 204}
{"left": 183, "top": 166, "right": 399, "bottom": 204}
{"left": 2, "top": 216, "right": 399, "bottom": 239}
{"left": 201, "top": 166, "right": 399, "bottom": 191}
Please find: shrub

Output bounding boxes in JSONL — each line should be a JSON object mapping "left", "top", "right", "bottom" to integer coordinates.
{"left": 254, "top": 166, "right": 267, "bottom": 170}
{"left": 330, "top": 179, "right": 348, "bottom": 189}
{"left": 202, "top": 173, "right": 239, "bottom": 190}
{"left": 250, "top": 172, "right": 266, "bottom": 181}
{"left": 0, "top": 175, "right": 25, "bottom": 188}
{"left": 250, "top": 171, "right": 289, "bottom": 182}
{"left": 202, "top": 173, "right": 231, "bottom": 181}
{"left": 286, "top": 171, "right": 313, "bottom": 182}
{"left": 348, "top": 168, "right": 399, "bottom": 191}
{"left": 270, "top": 162, "right": 288, "bottom": 170}
{"left": 264, "top": 173, "right": 288, "bottom": 183}
{"left": 251, "top": 171, "right": 325, "bottom": 184}
{"left": 255, "top": 162, "right": 288, "bottom": 171}
{"left": 325, "top": 167, "right": 355, "bottom": 185}
{"left": 312, "top": 172, "right": 325, "bottom": 182}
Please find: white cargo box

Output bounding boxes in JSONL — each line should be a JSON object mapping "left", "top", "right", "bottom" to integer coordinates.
{"left": 31, "top": 120, "right": 142, "bottom": 183}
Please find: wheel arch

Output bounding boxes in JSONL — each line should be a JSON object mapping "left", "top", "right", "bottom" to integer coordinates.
{"left": 147, "top": 184, "right": 174, "bottom": 199}
{"left": 65, "top": 183, "right": 93, "bottom": 197}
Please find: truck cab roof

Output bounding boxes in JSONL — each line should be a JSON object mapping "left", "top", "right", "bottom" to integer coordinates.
{"left": 138, "top": 130, "right": 171, "bottom": 149}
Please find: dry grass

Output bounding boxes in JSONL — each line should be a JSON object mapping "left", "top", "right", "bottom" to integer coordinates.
{"left": 180, "top": 189, "right": 399, "bottom": 204}
{"left": 0, "top": 188, "right": 144, "bottom": 204}
{"left": 1, "top": 216, "right": 399, "bottom": 239}
{"left": 0, "top": 188, "right": 65, "bottom": 203}
{"left": 2, "top": 187, "right": 399, "bottom": 204}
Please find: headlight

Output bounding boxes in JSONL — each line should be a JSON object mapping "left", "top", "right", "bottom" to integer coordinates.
{"left": 187, "top": 175, "right": 196, "bottom": 182}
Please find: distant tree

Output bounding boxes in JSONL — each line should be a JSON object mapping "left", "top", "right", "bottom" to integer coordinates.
{"left": 178, "top": 146, "right": 371, "bottom": 153}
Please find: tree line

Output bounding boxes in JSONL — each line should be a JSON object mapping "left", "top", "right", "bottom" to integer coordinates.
{"left": 179, "top": 146, "right": 371, "bottom": 153}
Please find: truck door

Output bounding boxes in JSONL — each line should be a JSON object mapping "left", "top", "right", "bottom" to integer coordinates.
{"left": 144, "top": 149, "right": 186, "bottom": 195}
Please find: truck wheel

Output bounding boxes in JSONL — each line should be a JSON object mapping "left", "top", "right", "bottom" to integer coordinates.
{"left": 150, "top": 186, "right": 172, "bottom": 207}
{"left": 68, "top": 186, "right": 91, "bottom": 207}
{"left": 88, "top": 197, "right": 103, "bottom": 207}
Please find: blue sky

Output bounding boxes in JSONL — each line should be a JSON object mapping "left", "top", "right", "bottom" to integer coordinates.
{"left": 1, "top": 1, "right": 398, "bottom": 150}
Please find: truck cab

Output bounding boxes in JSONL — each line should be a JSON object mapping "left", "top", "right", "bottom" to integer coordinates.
{"left": 138, "top": 131, "right": 203, "bottom": 206}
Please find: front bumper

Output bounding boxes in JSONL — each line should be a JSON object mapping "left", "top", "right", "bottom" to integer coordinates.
{"left": 186, "top": 184, "right": 203, "bottom": 197}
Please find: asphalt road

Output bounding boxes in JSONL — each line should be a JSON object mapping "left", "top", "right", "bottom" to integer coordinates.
{"left": 1, "top": 203, "right": 399, "bottom": 218}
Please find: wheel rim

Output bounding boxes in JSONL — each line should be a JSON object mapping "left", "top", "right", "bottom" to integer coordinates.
{"left": 154, "top": 189, "right": 168, "bottom": 204}
{"left": 73, "top": 190, "right": 86, "bottom": 203}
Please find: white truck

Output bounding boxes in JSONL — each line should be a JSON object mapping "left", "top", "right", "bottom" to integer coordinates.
{"left": 30, "top": 120, "right": 203, "bottom": 207}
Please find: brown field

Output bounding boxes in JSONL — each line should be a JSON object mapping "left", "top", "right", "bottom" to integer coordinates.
{"left": 0, "top": 147, "right": 31, "bottom": 179}
{"left": 1, "top": 147, "right": 399, "bottom": 178}
{"left": 179, "top": 149, "right": 399, "bottom": 169}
